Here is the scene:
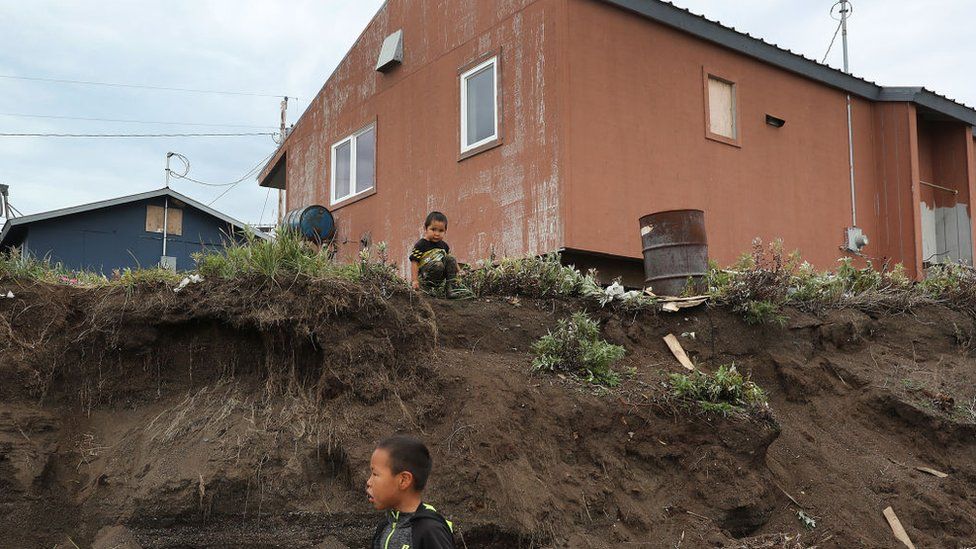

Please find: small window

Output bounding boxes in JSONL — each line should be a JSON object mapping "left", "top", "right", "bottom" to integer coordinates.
{"left": 331, "top": 124, "right": 376, "bottom": 205}
{"left": 460, "top": 56, "right": 499, "bottom": 153}
{"left": 146, "top": 205, "right": 183, "bottom": 236}
{"left": 706, "top": 75, "right": 737, "bottom": 142}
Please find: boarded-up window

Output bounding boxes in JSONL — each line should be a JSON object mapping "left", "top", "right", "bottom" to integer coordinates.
{"left": 146, "top": 205, "right": 183, "bottom": 236}
{"left": 708, "top": 76, "right": 737, "bottom": 140}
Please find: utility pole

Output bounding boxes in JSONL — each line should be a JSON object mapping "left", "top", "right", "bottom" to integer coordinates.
{"left": 841, "top": 0, "right": 856, "bottom": 227}
{"left": 0, "top": 184, "right": 11, "bottom": 219}
{"left": 278, "top": 96, "right": 288, "bottom": 224}
{"left": 165, "top": 151, "right": 174, "bottom": 188}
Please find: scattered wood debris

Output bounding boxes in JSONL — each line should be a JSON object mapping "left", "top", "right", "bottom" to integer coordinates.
{"left": 651, "top": 291, "right": 709, "bottom": 312}
{"left": 663, "top": 333, "right": 695, "bottom": 371}
{"left": 882, "top": 506, "right": 915, "bottom": 549}
{"left": 915, "top": 466, "right": 948, "bottom": 478}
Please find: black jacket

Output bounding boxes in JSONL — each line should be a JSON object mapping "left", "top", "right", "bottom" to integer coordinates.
{"left": 371, "top": 502, "right": 455, "bottom": 549}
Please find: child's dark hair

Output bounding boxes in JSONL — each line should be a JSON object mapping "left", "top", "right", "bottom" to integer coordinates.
{"left": 425, "top": 211, "right": 448, "bottom": 229}
{"left": 377, "top": 435, "right": 433, "bottom": 490}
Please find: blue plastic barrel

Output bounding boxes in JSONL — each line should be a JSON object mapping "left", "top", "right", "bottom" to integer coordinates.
{"left": 282, "top": 205, "right": 336, "bottom": 241}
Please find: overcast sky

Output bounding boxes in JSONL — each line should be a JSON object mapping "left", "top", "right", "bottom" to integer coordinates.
{"left": 1, "top": 1, "right": 973, "bottom": 225}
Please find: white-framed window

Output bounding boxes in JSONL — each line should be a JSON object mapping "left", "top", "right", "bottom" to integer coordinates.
{"left": 460, "top": 56, "right": 499, "bottom": 153}
{"left": 330, "top": 124, "right": 376, "bottom": 205}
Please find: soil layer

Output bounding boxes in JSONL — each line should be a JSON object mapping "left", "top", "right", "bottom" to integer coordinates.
{"left": 1, "top": 276, "right": 974, "bottom": 548}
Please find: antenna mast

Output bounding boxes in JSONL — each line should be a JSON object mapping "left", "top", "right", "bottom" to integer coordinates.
{"left": 834, "top": 0, "right": 868, "bottom": 252}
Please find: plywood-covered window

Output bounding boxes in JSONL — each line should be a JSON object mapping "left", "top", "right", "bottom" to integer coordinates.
{"left": 145, "top": 205, "right": 183, "bottom": 236}
{"left": 331, "top": 124, "right": 376, "bottom": 205}
{"left": 704, "top": 72, "right": 739, "bottom": 146}
{"left": 460, "top": 56, "right": 499, "bottom": 154}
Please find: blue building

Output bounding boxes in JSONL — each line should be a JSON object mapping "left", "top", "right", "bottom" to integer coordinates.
{"left": 0, "top": 188, "right": 268, "bottom": 273}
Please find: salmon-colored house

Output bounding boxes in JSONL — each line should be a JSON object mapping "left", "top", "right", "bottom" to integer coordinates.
{"left": 259, "top": 0, "right": 976, "bottom": 283}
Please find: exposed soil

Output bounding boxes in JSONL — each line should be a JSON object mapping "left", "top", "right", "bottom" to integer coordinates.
{"left": 1, "top": 276, "right": 974, "bottom": 548}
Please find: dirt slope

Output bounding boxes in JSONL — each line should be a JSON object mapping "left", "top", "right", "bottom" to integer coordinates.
{"left": 1, "top": 276, "right": 974, "bottom": 548}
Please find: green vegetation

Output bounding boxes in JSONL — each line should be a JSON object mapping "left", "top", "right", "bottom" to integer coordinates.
{"left": 459, "top": 253, "right": 605, "bottom": 299}
{"left": 7, "top": 228, "right": 976, "bottom": 323}
{"left": 0, "top": 248, "right": 106, "bottom": 285}
{"left": 531, "top": 311, "right": 625, "bottom": 387}
{"left": 669, "top": 364, "right": 768, "bottom": 416}
{"left": 194, "top": 230, "right": 337, "bottom": 279}
{"left": 193, "top": 230, "right": 403, "bottom": 289}
{"left": 708, "top": 238, "right": 976, "bottom": 323}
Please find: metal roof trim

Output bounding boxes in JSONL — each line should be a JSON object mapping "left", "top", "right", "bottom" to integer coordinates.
{"left": 1, "top": 188, "right": 270, "bottom": 242}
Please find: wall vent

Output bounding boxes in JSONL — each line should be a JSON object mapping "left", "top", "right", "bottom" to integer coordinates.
{"left": 375, "top": 30, "right": 403, "bottom": 73}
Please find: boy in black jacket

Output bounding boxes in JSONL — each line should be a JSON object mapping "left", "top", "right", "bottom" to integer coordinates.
{"left": 367, "top": 435, "right": 455, "bottom": 549}
{"left": 409, "top": 211, "right": 461, "bottom": 298}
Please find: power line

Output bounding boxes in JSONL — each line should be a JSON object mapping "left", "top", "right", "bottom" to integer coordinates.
{"left": 259, "top": 187, "right": 272, "bottom": 226}
{"left": 0, "top": 111, "right": 277, "bottom": 129}
{"left": 206, "top": 151, "right": 277, "bottom": 206}
{"left": 0, "top": 73, "right": 299, "bottom": 99}
{"left": 821, "top": 19, "right": 844, "bottom": 64}
{"left": 0, "top": 132, "right": 276, "bottom": 138}
{"left": 170, "top": 151, "right": 275, "bottom": 189}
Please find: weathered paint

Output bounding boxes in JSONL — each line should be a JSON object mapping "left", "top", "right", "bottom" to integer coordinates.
{"left": 262, "top": 0, "right": 976, "bottom": 280}
{"left": 262, "top": 0, "right": 562, "bottom": 275}
{"left": 6, "top": 197, "right": 241, "bottom": 273}
{"left": 916, "top": 118, "right": 975, "bottom": 265}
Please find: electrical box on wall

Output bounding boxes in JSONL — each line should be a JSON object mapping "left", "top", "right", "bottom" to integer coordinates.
{"left": 843, "top": 226, "right": 869, "bottom": 254}
{"left": 159, "top": 256, "right": 177, "bottom": 272}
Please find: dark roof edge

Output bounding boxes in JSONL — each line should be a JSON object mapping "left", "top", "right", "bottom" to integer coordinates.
{"left": 880, "top": 88, "right": 976, "bottom": 127}
{"left": 1, "top": 188, "right": 270, "bottom": 242}
{"left": 600, "top": 0, "right": 976, "bottom": 130}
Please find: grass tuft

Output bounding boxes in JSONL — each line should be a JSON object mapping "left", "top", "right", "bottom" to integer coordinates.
{"left": 669, "top": 363, "right": 769, "bottom": 416}
{"left": 531, "top": 311, "right": 625, "bottom": 387}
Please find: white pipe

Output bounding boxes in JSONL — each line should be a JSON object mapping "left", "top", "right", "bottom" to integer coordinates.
{"left": 846, "top": 94, "right": 856, "bottom": 227}
{"left": 162, "top": 196, "right": 169, "bottom": 258}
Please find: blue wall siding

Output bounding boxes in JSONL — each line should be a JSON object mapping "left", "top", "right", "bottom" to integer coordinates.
{"left": 23, "top": 197, "right": 243, "bottom": 273}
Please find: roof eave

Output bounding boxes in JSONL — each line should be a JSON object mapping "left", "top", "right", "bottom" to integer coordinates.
{"left": 1, "top": 188, "right": 270, "bottom": 242}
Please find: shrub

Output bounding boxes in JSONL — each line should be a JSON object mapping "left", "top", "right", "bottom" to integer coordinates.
{"left": 740, "top": 299, "right": 787, "bottom": 326}
{"left": 708, "top": 239, "right": 951, "bottom": 318}
{"left": 709, "top": 239, "right": 794, "bottom": 324}
{"left": 459, "top": 253, "right": 604, "bottom": 299}
{"left": 531, "top": 311, "right": 625, "bottom": 387}
{"left": 669, "top": 364, "right": 768, "bottom": 415}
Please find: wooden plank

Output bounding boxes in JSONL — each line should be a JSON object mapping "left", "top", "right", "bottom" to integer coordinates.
{"left": 167, "top": 207, "right": 184, "bottom": 236}
{"left": 915, "top": 466, "right": 948, "bottom": 478}
{"left": 663, "top": 334, "right": 695, "bottom": 371}
{"left": 146, "top": 205, "right": 165, "bottom": 233}
{"left": 882, "top": 506, "right": 915, "bottom": 549}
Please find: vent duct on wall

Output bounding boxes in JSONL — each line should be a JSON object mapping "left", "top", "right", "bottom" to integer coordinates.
{"left": 376, "top": 30, "right": 403, "bottom": 73}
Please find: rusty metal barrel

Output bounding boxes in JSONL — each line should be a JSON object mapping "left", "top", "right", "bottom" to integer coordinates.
{"left": 283, "top": 205, "right": 336, "bottom": 242}
{"left": 639, "top": 209, "right": 708, "bottom": 296}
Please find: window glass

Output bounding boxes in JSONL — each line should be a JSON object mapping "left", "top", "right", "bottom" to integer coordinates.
{"left": 465, "top": 64, "right": 496, "bottom": 146}
{"left": 355, "top": 126, "right": 375, "bottom": 194}
{"left": 334, "top": 140, "right": 352, "bottom": 200}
